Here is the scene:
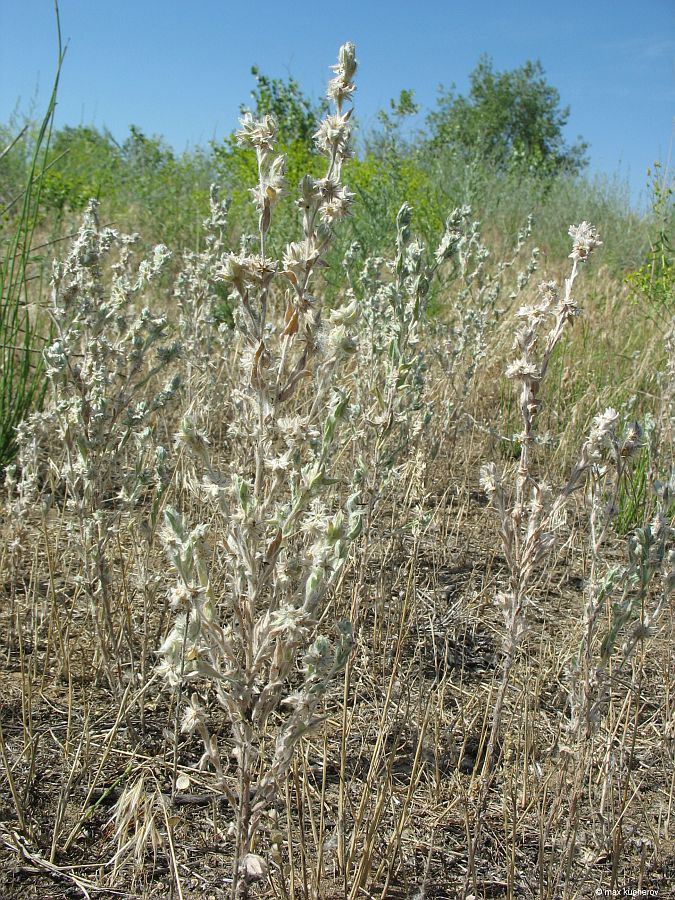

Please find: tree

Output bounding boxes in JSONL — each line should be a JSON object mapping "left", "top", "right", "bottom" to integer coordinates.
{"left": 427, "top": 56, "right": 588, "bottom": 178}
{"left": 42, "top": 125, "right": 122, "bottom": 211}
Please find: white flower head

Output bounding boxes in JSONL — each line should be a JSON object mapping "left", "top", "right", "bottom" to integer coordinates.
{"left": 568, "top": 222, "right": 602, "bottom": 262}
{"left": 236, "top": 113, "right": 277, "bottom": 153}
{"left": 538, "top": 280, "right": 559, "bottom": 305}
{"left": 586, "top": 407, "right": 619, "bottom": 458}
{"left": 249, "top": 154, "right": 286, "bottom": 213}
{"left": 505, "top": 358, "right": 541, "bottom": 382}
{"left": 181, "top": 695, "right": 207, "bottom": 735}
{"left": 239, "top": 853, "right": 268, "bottom": 882}
{"left": 327, "top": 42, "right": 357, "bottom": 106}
{"left": 479, "top": 462, "right": 498, "bottom": 496}
{"left": 314, "top": 113, "right": 351, "bottom": 157}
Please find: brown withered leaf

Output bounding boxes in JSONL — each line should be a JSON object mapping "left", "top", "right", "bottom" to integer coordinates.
{"left": 282, "top": 306, "right": 299, "bottom": 337}
{"left": 277, "top": 368, "right": 312, "bottom": 402}
{"left": 265, "top": 528, "right": 283, "bottom": 565}
{"left": 250, "top": 340, "right": 269, "bottom": 388}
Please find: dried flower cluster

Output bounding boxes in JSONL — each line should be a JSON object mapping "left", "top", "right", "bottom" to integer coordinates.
{"left": 10, "top": 201, "right": 180, "bottom": 690}
{"left": 483, "top": 229, "right": 603, "bottom": 664}
{"left": 159, "top": 44, "right": 362, "bottom": 897}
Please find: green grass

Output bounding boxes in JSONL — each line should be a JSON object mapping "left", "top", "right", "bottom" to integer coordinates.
{"left": 0, "top": 3, "right": 63, "bottom": 470}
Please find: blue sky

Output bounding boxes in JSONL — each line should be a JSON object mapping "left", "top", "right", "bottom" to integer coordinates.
{"left": 1, "top": 0, "right": 673, "bottom": 206}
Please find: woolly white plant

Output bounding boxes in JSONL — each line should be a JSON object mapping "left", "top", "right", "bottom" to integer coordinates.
{"left": 470, "top": 222, "right": 614, "bottom": 788}
{"left": 342, "top": 202, "right": 476, "bottom": 529}
{"left": 565, "top": 403, "right": 674, "bottom": 740}
{"left": 173, "top": 185, "right": 235, "bottom": 407}
{"left": 573, "top": 484, "right": 674, "bottom": 741}
{"left": 158, "top": 44, "right": 362, "bottom": 899}
{"left": 10, "top": 200, "right": 180, "bottom": 690}
{"left": 465, "top": 223, "right": 605, "bottom": 891}
{"left": 430, "top": 206, "right": 539, "bottom": 427}
{"left": 541, "top": 405, "right": 674, "bottom": 863}
{"left": 480, "top": 223, "right": 603, "bottom": 699}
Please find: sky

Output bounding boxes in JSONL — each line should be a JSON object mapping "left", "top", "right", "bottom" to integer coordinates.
{"left": 1, "top": 0, "right": 674, "bottom": 207}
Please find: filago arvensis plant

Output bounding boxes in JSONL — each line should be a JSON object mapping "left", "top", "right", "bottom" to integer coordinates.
{"left": 427, "top": 207, "right": 539, "bottom": 438}
{"left": 481, "top": 222, "right": 604, "bottom": 685}
{"left": 545, "top": 413, "right": 674, "bottom": 864}
{"left": 173, "top": 184, "right": 234, "bottom": 407}
{"left": 158, "top": 43, "right": 363, "bottom": 898}
{"left": 342, "top": 203, "right": 455, "bottom": 528}
{"left": 3, "top": 32, "right": 672, "bottom": 900}
{"left": 464, "top": 222, "right": 606, "bottom": 889}
{"left": 9, "top": 201, "right": 180, "bottom": 693}
{"left": 567, "top": 426, "right": 674, "bottom": 742}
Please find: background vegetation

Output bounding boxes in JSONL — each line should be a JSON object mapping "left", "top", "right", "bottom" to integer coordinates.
{"left": 1, "top": 55, "right": 663, "bottom": 265}
{"left": 2, "top": 53, "right": 671, "bottom": 471}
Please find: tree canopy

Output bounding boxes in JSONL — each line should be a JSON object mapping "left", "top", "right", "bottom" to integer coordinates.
{"left": 427, "top": 56, "right": 588, "bottom": 178}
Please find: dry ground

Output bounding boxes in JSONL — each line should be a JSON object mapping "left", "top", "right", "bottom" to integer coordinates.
{"left": 1, "top": 405, "right": 673, "bottom": 900}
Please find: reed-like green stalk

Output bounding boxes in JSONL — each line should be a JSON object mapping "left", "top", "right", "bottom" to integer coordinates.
{"left": 0, "top": 2, "right": 64, "bottom": 469}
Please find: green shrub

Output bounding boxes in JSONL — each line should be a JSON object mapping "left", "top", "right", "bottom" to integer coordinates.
{"left": 41, "top": 125, "right": 122, "bottom": 212}
{"left": 625, "top": 163, "right": 674, "bottom": 322}
{"left": 426, "top": 55, "right": 588, "bottom": 178}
